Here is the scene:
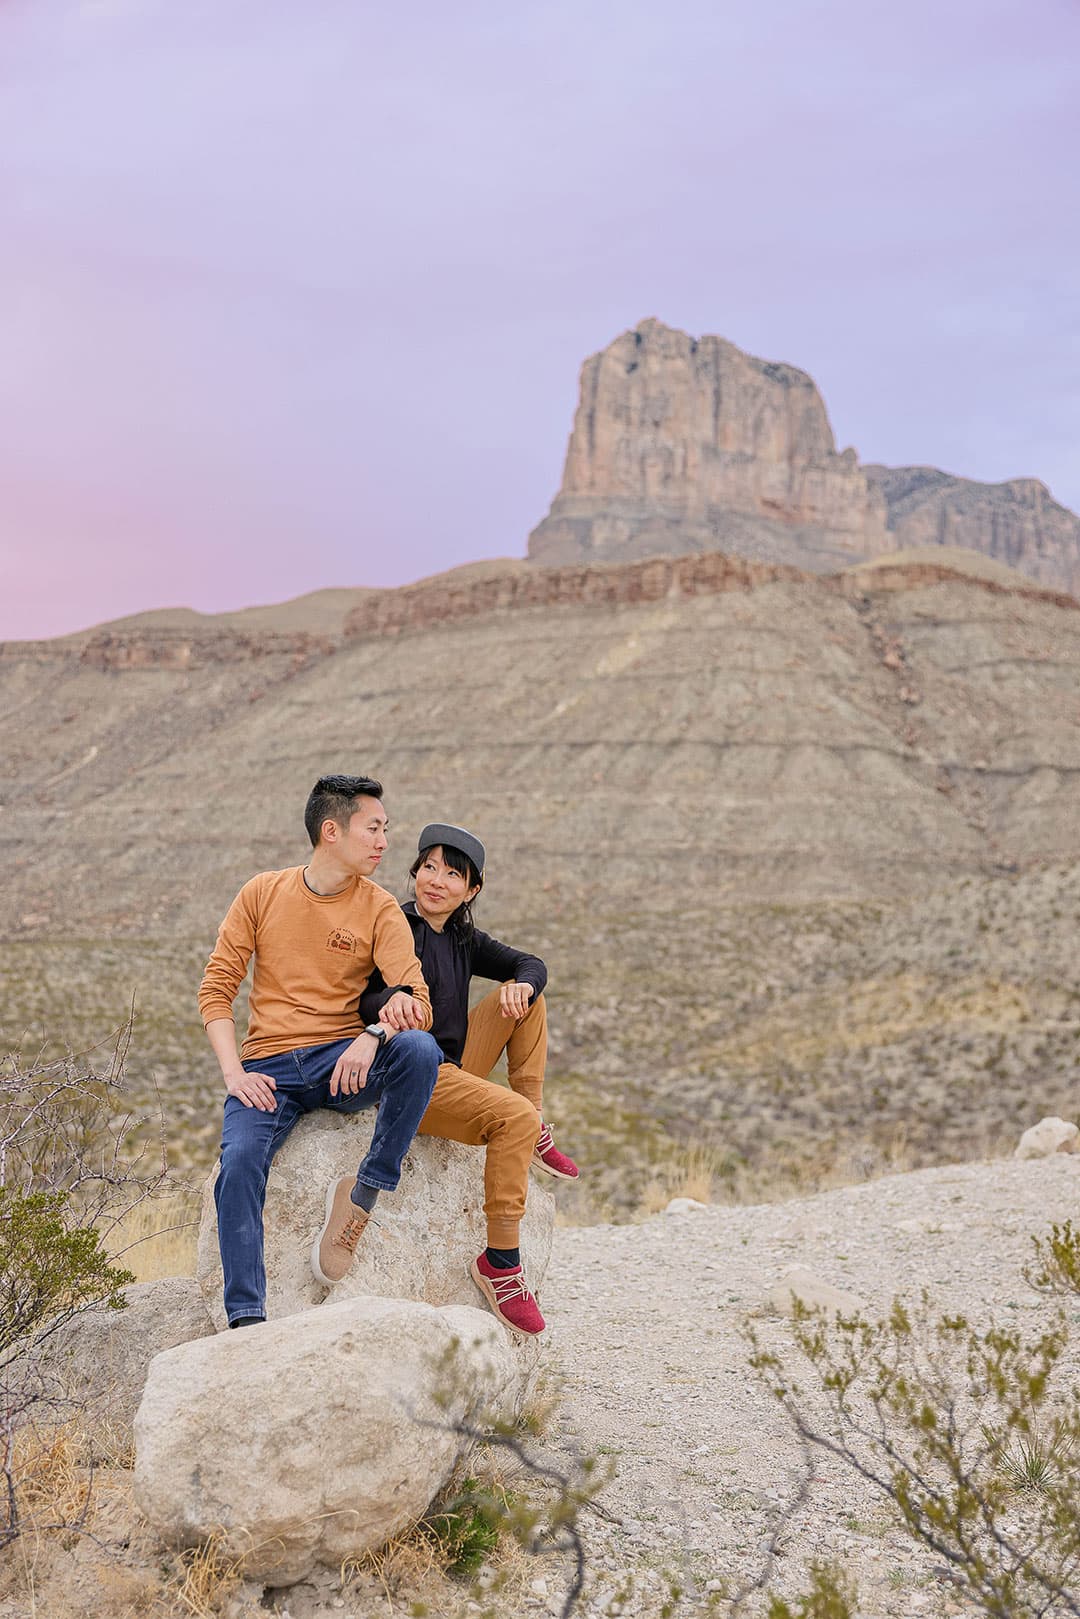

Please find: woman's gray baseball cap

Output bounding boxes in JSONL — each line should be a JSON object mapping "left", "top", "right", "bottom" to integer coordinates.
{"left": 417, "top": 822, "right": 486, "bottom": 877}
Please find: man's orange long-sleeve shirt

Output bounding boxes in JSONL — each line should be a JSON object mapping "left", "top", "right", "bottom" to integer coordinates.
{"left": 198, "top": 866, "right": 432, "bottom": 1061}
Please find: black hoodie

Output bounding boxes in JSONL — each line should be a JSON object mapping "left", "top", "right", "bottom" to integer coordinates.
{"left": 358, "top": 899, "right": 547, "bottom": 1066}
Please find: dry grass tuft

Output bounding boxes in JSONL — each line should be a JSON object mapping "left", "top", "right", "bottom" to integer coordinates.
{"left": 344, "top": 1523, "right": 447, "bottom": 1606}
{"left": 106, "top": 1190, "right": 201, "bottom": 1282}
{"left": 637, "top": 1143, "right": 726, "bottom": 1215}
{"left": 12, "top": 1422, "right": 96, "bottom": 1531}
{"left": 173, "top": 1529, "right": 245, "bottom": 1617}
{"left": 515, "top": 1372, "right": 562, "bottom": 1439}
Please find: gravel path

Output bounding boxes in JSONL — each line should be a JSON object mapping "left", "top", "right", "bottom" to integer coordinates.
{"left": 525, "top": 1154, "right": 1080, "bottom": 1618}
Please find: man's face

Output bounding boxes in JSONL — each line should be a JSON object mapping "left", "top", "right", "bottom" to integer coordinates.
{"left": 326, "top": 795, "right": 388, "bottom": 876}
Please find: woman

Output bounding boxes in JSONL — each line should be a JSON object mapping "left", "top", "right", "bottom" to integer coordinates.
{"left": 360, "top": 821, "right": 578, "bottom": 1336}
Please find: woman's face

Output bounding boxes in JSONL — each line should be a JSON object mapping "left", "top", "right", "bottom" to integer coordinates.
{"left": 412, "top": 846, "right": 480, "bottom": 929}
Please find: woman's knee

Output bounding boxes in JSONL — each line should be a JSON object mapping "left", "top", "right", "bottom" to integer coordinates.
{"left": 503, "top": 1089, "right": 542, "bottom": 1144}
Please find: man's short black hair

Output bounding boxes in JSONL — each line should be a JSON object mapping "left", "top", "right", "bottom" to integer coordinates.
{"left": 304, "top": 774, "right": 383, "bottom": 848}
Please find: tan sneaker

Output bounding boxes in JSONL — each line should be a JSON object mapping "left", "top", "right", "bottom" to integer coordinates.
{"left": 311, "top": 1176, "right": 371, "bottom": 1286}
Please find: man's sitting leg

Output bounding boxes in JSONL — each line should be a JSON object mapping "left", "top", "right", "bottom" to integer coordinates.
{"left": 312, "top": 1027, "right": 441, "bottom": 1286}
{"left": 418, "top": 1063, "right": 545, "bottom": 1336}
{"left": 215, "top": 1057, "right": 304, "bottom": 1328}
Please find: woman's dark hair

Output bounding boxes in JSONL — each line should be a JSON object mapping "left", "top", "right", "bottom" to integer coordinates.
{"left": 410, "top": 843, "right": 484, "bottom": 941}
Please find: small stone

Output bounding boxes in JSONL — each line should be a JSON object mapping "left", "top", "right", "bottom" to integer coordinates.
{"left": 530, "top": 1577, "right": 549, "bottom": 1597}
{"left": 664, "top": 1197, "right": 709, "bottom": 1215}
{"left": 1015, "top": 1117, "right": 1080, "bottom": 1160}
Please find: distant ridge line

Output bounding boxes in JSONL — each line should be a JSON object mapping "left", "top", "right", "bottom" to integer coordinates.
{"left": 341, "top": 552, "right": 1080, "bottom": 641}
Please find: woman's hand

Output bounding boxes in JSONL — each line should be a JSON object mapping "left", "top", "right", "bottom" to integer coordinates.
{"left": 378, "top": 991, "right": 426, "bottom": 1031}
{"left": 499, "top": 981, "right": 535, "bottom": 1019}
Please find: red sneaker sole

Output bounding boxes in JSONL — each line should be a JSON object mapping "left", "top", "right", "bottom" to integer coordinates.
{"left": 531, "top": 1154, "right": 580, "bottom": 1181}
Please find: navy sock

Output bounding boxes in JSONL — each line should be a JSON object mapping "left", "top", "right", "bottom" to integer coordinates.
{"left": 485, "top": 1246, "right": 521, "bottom": 1270}
{"left": 351, "top": 1180, "right": 380, "bottom": 1213}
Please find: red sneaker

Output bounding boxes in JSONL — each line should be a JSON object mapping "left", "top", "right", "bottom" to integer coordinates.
{"left": 470, "top": 1253, "right": 546, "bottom": 1337}
{"left": 531, "top": 1122, "right": 580, "bottom": 1181}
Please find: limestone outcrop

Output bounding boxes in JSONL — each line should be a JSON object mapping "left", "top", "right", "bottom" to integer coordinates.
{"left": 78, "top": 628, "right": 334, "bottom": 671}
{"left": 528, "top": 318, "right": 890, "bottom": 571}
{"left": 195, "top": 1109, "right": 555, "bottom": 1337}
{"left": 863, "top": 467, "right": 1080, "bottom": 595}
{"left": 528, "top": 319, "right": 1080, "bottom": 594}
{"left": 342, "top": 548, "right": 1074, "bottom": 642}
{"left": 134, "top": 1293, "right": 518, "bottom": 1583}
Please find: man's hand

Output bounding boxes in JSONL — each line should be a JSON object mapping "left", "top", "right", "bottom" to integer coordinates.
{"left": 377, "top": 991, "right": 426, "bottom": 1032}
{"left": 499, "top": 981, "right": 535, "bottom": 1019}
{"left": 330, "top": 1031, "right": 380, "bottom": 1097}
{"left": 224, "top": 1067, "right": 277, "bottom": 1111}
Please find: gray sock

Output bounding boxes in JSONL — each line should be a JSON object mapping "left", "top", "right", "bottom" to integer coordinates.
{"left": 351, "top": 1180, "right": 380, "bottom": 1213}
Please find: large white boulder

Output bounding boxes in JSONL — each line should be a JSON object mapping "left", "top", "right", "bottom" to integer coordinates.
{"left": 134, "top": 1294, "right": 517, "bottom": 1584}
{"left": 1015, "top": 1117, "right": 1080, "bottom": 1160}
{"left": 195, "top": 1109, "right": 555, "bottom": 1335}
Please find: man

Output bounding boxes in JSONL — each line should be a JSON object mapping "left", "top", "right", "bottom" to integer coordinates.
{"left": 198, "top": 773, "right": 440, "bottom": 1328}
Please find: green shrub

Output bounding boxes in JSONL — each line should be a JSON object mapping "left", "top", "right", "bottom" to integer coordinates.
{"left": 423, "top": 1476, "right": 508, "bottom": 1579}
{"left": 1026, "top": 1219, "right": 1080, "bottom": 1297}
{"left": 0, "top": 1187, "right": 134, "bottom": 1369}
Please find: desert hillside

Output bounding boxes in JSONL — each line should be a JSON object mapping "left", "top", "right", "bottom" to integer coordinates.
{"left": 2, "top": 548, "right": 1078, "bottom": 1204}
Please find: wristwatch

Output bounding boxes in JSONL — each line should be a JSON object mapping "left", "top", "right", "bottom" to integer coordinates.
{"left": 363, "top": 1022, "right": 387, "bottom": 1047}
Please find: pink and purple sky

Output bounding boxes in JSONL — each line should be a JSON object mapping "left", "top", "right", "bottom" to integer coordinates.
{"left": 2, "top": 0, "right": 1078, "bottom": 641}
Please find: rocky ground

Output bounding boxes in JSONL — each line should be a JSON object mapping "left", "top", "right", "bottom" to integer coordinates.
{"left": 4, "top": 1152, "right": 1079, "bottom": 1619}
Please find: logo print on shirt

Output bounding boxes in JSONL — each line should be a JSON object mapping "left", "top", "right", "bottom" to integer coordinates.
{"left": 327, "top": 928, "right": 357, "bottom": 955}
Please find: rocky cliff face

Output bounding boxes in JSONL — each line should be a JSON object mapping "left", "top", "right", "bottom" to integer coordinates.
{"left": 529, "top": 320, "right": 1080, "bottom": 593}
{"left": 529, "top": 318, "right": 891, "bottom": 571}
{"left": 863, "top": 466, "right": 1080, "bottom": 593}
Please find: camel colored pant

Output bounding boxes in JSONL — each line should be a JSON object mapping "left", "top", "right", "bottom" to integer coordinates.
{"left": 417, "top": 986, "right": 546, "bottom": 1248}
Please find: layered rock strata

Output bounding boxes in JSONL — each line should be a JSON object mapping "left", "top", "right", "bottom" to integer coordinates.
{"left": 343, "top": 551, "right": 1075, "bottom": 641}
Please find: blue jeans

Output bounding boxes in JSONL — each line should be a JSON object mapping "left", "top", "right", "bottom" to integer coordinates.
{"left": 215, "top": 1030, "right": 440, "bottom": 1325}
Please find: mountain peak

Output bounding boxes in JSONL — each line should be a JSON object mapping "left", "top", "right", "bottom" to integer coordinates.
{"left": 528, "top": 324, "right": 1080, "bottom": 593}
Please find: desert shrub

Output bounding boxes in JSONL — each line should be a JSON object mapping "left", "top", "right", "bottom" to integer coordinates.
{"left": 0, "top": 1014, "right": 169, "bottom": 1548}
{"left": 1026, "top": 1219, "right": 1080, "bottom": 1298}
{"left": 751, "top": 1293, "right": 1080, "bottom": 1618}
{"left": 423, "top": 1474, "right": 510, "bottom": 1578}
{"left": 767, "top": 1561, "right": 857, "bottom": 1618}
{"left": 0, "top": 1187, "right": 134, "bottom": 1372}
